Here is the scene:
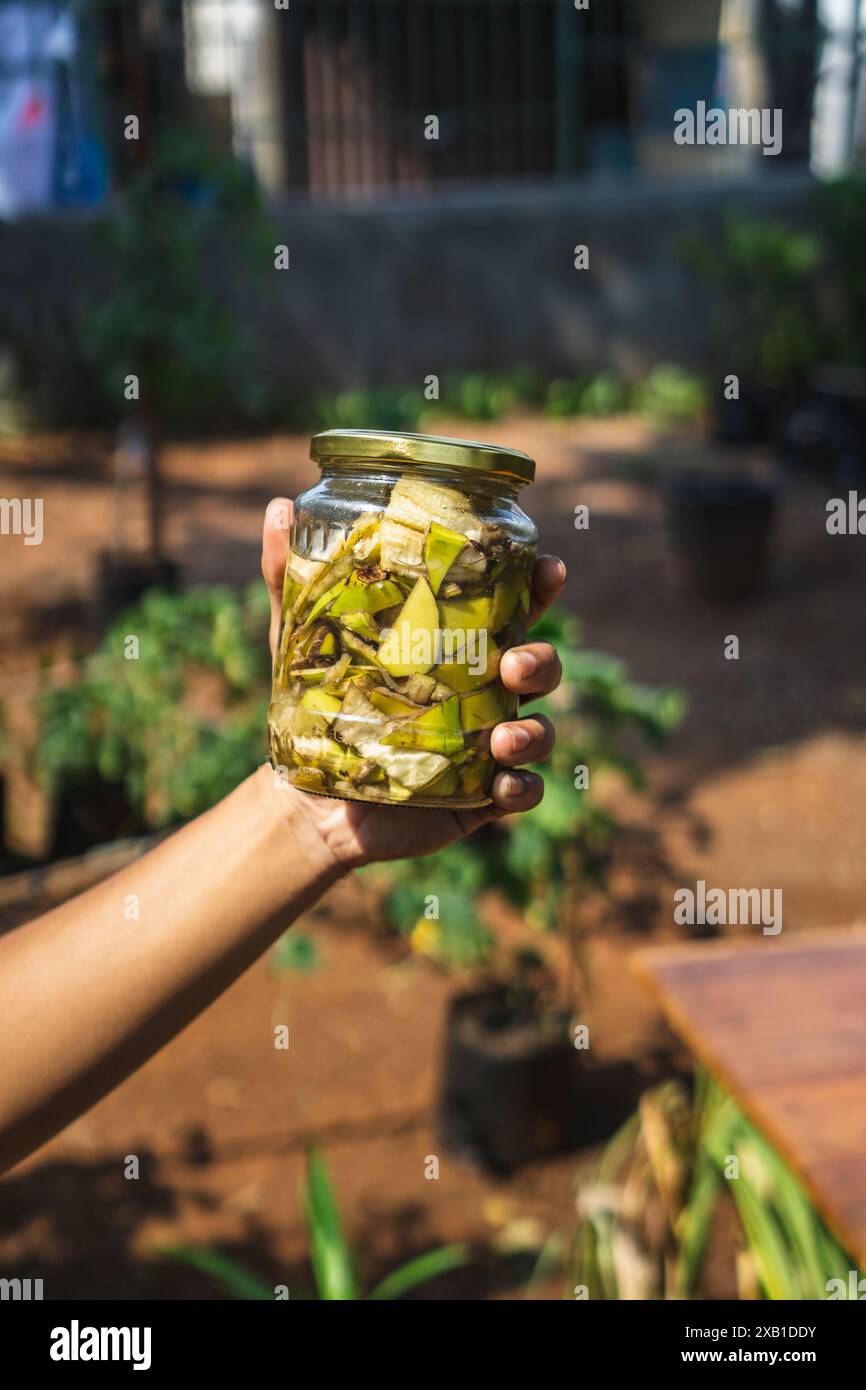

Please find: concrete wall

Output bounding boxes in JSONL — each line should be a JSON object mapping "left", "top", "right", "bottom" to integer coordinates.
{"left": 0, "top": 171, "right": 817, "bottom": 424}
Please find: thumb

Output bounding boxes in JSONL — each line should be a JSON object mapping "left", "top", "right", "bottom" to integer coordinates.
{"left": 261, "top": 497, "right": 293, "bottom": 660}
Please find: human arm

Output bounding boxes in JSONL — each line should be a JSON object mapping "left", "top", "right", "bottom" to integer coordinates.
{"left": 0, "top": 502, "right": 564, "bottom": 1172}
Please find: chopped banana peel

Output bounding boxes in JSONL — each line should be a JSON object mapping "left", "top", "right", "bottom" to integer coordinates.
{"left": 400, "top": 673, "right": 438, "bottom": 704}
{"left": 321, "top": 653, "right": 352, "bottom": 688}
{"left": 383, "top": 695, "right": 463, "bottom": 755}
{"left": 369, "top": 688, "right": 426, "bottom": 718}
{"left": 460, "top": 686, "right": 509, "bottom": 732}
{"left": 307, "top": 577, "right": 348, "bottom": 622}
{"left": 300, "top": 688, "right": 342, "bottom": 717}
{"left": 330, "top": 577, "right": 404, "bottom": 616}
{"left": 490, "top": 581, "right": 520, "bottom": 633}
{"left": 378, "top": 576, "right": 440, "bottom": 677}
{"left": 425, "top": 522, "right": 466, "bottom": 594}
{"left": 432, "top": 639, "right": 502, "bottom": 693}
{"left": 338, "top": 610, "right": 381, "bottom": 643}
{"left": 267, "top": 472, "right": 534, "bottom": 806}
{"left": 290, "top": 766, "right": 327, "bottom": 793}
{"left": 423, "top": 764, "right": 461, "bottom": 799}
{"left": 379, "top": 517, "right": 426, "bottom": 576}
{"left": 439, "top": 594, "right": 495, "bottom": 631}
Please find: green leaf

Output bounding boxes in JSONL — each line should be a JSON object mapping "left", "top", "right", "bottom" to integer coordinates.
{"left": 674, "top": 1156, "right": 724, "bottom": 1297}
{"left": 367, "top": 1243, "right": 471, "bottom": 1300}
{"left": 271, "top": 932, "right": 320, "bottom": 974}
{"left": 160, "top": 1245, "right": 273, "bottom": 1301}
{"left": 302, "top": 1150, "right": 358, "bottom": 1300}
{"left": 523, "top": 769, "right": 583, "bottom": 836}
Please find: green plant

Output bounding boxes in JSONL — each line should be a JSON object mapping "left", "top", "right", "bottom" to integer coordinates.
{"left": 680, "top": 212, "right": 824, "bottom": 389}
{"left": 368, "top": 606, "right": 685, "bottom": 971}
{"left": 634, "top": 364, "right": 708, "bottom": 425}
{"left": 545, "top": 371, "right": 631, "bottom": 419}
{"left": 270, "top": 931, "right": 320, "bottom": 975}
{"left": 574, "top": 1072, "right": 862, "bottom": 1301}
{"left": 165, "top": 1149, "right": 469, "bottom": 1300}
{"left": 83, "top": 125, "right": 275, "bottom": 559}
{"left": 35, "top": 584, "right": 270, "bottom": 827}
{"left": 295, "top": 366, "right": 707, "bottom": 436}
{"left": 819, "top": 172, "right": 866, "bottom": 368}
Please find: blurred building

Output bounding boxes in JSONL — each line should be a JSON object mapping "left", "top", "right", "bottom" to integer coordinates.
{"left": 1, "top": 0, "right": 858, "bottom": 213}
{"left": 0, "top": 0, "right": 862, "bottom": 404}
{"left": 121, "top": 0, "right": 857, "bottom": 198}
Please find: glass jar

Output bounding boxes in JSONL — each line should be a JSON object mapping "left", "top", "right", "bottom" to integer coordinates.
{"left": 268, "top": 429, "right": 538, "bottom": 809}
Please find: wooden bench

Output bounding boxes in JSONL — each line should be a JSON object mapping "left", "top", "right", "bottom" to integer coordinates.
{"left": 633, "top": 929, "right": 866, "bottom": 1269}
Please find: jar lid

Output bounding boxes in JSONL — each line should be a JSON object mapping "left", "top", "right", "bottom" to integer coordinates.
{"left": 310, "top": 429, "right": 535, "bottom": 484}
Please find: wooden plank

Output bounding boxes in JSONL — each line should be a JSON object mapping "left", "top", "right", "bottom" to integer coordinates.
{"left": 633, "top": 930, "right": 866, "bottom": 1268}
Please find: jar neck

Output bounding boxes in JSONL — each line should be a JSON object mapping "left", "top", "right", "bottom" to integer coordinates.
{"left": 319, "top": 462, "right": 527, "bottom": 501}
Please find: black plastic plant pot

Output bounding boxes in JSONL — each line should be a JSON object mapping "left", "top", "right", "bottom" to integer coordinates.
{"left": 663, "top": 472, "right": 778, "bottom": 602}
{"left": 436, "top": 987, "right": 580, "bottom": 1176}
{"left": 709, "top": 385, "right": 781, "bottom": 446}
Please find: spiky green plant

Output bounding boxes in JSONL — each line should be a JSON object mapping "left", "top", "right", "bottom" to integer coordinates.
{"left": 164, "top": 1149, "right": 469, "bottom": 1300}
{"left": 573, "top": 1071, "right": 862, "bottom": 1301}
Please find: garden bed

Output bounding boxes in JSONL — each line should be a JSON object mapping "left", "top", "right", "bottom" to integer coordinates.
{"left": 1, "top": 415, "right": 865, "bottom": 1298}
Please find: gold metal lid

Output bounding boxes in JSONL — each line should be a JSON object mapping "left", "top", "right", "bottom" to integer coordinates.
{"left": 310, "top": 429, "right": 535, "bottom": 484}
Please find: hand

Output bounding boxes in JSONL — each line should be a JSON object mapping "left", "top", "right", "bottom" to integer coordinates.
{"left": 261, "top": 498, "right": 565, "bottom": 870}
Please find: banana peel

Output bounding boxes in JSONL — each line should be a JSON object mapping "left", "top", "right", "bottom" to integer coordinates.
{"left": 425, "top": 522, "right": 466, "bottom": 594}
{"left": 490, "top": 581, "right": 520, "bottom": 633}
{"left": 422, "top": 764, "right": 461, "bottom": 799}
{"left": 338, "top": 611, "right": 381, "bottom": 643}
{"left": 300, "top": 688, "right": 342, "bottom": 718}
{"left": 379, "top": 517, "right": 426, "bottom": 577}
{"left": 352, "top": 735, "right": 450, "bottom": 790}
{"left": 399, "top": 673, "right": 438, "bottom": 703}
{"left": 290, "top": 766, "right": 327, "bottom": 793}
{"left": 290, "top": 734, "right": 371, "bottom": 782}
{"left": 460, "top": 752, "right": 495, "bottom": 797}
{"left": 432, "top": 639, "right": 502, "bottom": 693}
{"left": 382, "top": 695, "right": 464, "bottom": 756}
{"left": 378, "top": 577, "right": 439, "bottom": 677}
{"left": 369, "top": 688, "right": 426, "bottom": 718}
{"left": 384, "top": 476, "right": 482, "bottom": 537}
{"left": 460, "top": 686, "right": 507, "bottom": 732}
{"left": 439, "top": 593, "right": 495, "bottom": 631}
{"left": 330, "top": 577, "right": 404, "bottom": 616}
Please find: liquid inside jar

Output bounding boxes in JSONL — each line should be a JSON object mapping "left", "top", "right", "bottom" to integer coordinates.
{"left": 268, "top": 469, "right": 536, "bottom": 808}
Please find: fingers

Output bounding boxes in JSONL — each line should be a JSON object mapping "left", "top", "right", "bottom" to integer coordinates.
{"left": 528, "top": 554, "right": 566, "bottom": 625}
{"left": 499, "top": 641, "right": 562, "bottom": 699}
{"left": 457, "top": 555, "right": 565, "bottom": 825}
{"left": 457, "top": 763, "right": 546, "bottom": 833}
{"left": 262, "top": 496, "right": 293, "bottom": 591}
{"left": 262, "top": 498, "right": 293, "bottom": 658}
{"left": 464, "top": 714, "right": 553, "bottom": 827}
{"left": 489, "top": 768, "right": 545, "bottom": 814}
{"left": 489, "top": 713, "right": 554, "bottom": 767}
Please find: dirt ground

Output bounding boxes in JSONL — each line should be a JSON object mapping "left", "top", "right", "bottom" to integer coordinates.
{"left": 1, "top": 414, "right": 865, "bottom": 1300}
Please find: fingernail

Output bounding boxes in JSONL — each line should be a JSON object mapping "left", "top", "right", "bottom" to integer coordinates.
{"left": 509, "top": 725, "right": 531, "bottom": 753}
{"left": 501, "top": 772, "right": 527, "bottom": 798}
{"left": 515, "top": 650, "right": 537, "bottom": 678}
{"left": 266, "top": 498, "right": 291, "bottom": 530}
{"left": 554, "top": 559, "right": 567, "bottom": 585}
